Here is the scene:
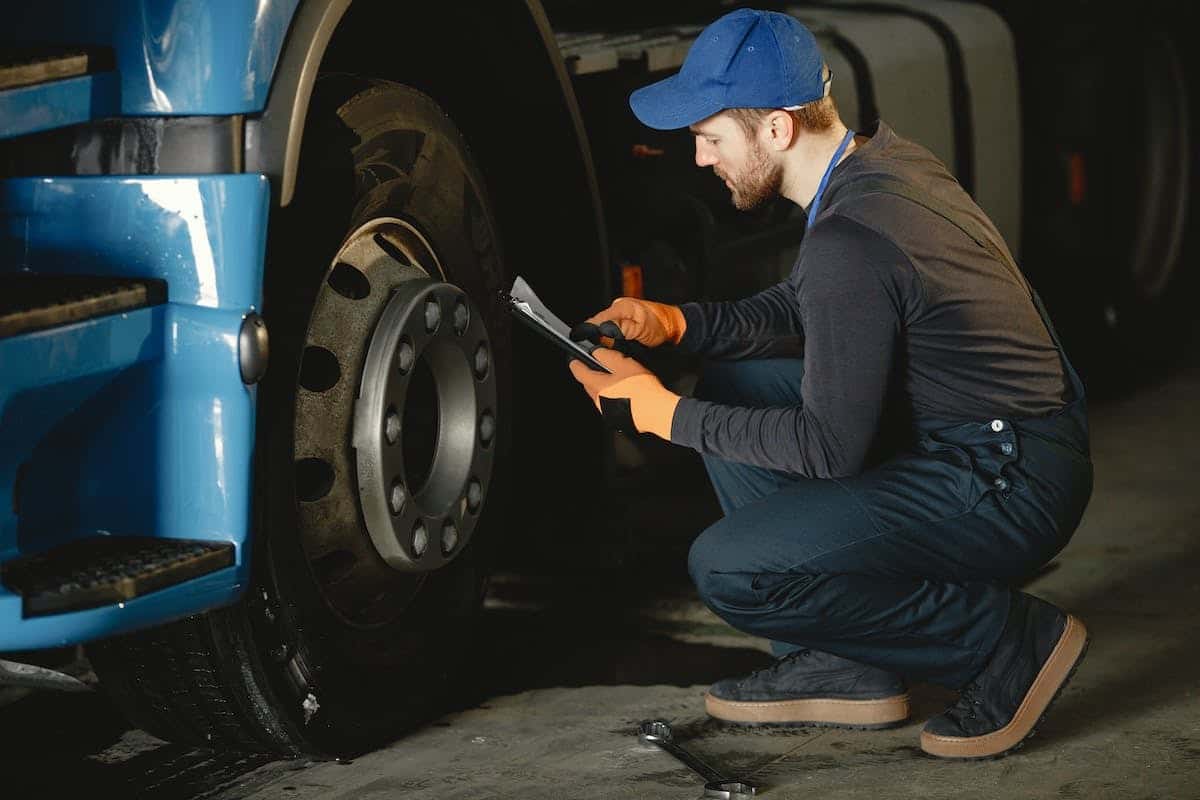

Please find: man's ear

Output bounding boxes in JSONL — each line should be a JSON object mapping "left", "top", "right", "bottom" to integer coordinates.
{"left": 763, "top": 110, "right": 796, "bottom": 151}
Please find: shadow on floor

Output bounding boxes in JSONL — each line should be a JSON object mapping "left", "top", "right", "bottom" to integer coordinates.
{"left": 3, "top": 362, "right": 1197, "bottom": 796}
{"left": 1020, "top": 532, "right": 1200, "bottom": 752}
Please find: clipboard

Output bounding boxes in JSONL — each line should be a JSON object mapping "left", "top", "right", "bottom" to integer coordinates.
{"left": 504, "top": 276, "right": 613, "bottom": 374}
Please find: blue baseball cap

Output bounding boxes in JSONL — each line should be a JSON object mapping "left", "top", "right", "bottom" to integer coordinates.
{"left": 630, "top": 8, "right": 830, "bottom": 131}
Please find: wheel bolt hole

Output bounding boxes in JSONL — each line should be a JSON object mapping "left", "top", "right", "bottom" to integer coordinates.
{"left": 480, "top": 411, "right": 495, "bottom": 446}
{"left": 467, "top": 479, "right": 483, "bottom": 513}
{"left": 453, "top": 301, "right": 470, "bottom": 335}
{"left": 397, "top": 339, "right": 415, "bottom": 373}
{"left": 412, "top": 521, "right": 429, "bottom": 557}
{"left": 327, "top": 263, "right": 371, "bottom": 300}
{"left": 441, "top": 521, "right": 459, "bottom": 555}
{"left": 474, "top": 343, "right": 490, "bottom": 380}
{"left": 295, "top": 458, "right": 335, "bottom": 502}
{"left": 299, "top": 346, "right": 341, "bottom": 393}
{"left": 385, "top": 408, "right": 401, "bottom": 445}
{"left": 424, "top": 299, "right": 441, "bottom": 333}
{"left": 373, "top": 232, "right": 412, "bottom": 265}
{"left": 389, "top": 480, "right": 406, "bottom": 515}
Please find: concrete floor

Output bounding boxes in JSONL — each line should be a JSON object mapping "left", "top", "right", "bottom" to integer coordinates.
{"left": 2, "top": 360, "right": 1198, "bottom": 799}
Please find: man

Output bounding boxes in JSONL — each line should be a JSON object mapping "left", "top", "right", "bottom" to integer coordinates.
{"left": 567, "top": 8, "right": 1093, "bottom": 760}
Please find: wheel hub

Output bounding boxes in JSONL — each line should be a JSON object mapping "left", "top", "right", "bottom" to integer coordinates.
{"left": 292, "top": 217, "right": 499, "bottom": 626}
{"left": 353, "top": 278, "right": 497, "bottom": 573}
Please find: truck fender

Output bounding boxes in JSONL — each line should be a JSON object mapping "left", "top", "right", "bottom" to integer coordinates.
{"left": 244, "top": 0, "right": 610, "bottom": 318}
{"left": 245, "top": 0, "right": 352, "bottom": 209}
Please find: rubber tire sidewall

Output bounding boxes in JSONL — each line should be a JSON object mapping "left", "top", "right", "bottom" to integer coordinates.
{"left": 249, "top": 76, "right": 511, "bottom": 755}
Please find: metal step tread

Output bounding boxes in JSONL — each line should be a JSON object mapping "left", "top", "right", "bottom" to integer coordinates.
{"left": 0, "top": 47, "right": 94, "bottom": 92}
{"left": 1, "top": 537, "right": 235, "bottom": 617}
{"left": 0, "top": 274, "right": 167, "bottom": 339}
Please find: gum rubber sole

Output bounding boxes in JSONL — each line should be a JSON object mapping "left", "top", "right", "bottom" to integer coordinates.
{"left": 920, "top": 614, "right": 1089, "bottom": 760}
{"left": 705, "top": 691, "right": 911, "bottom": 730}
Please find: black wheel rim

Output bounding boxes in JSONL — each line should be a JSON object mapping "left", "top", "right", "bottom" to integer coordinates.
{"left": 353, "top": 278, "right": 496, "bottom": 572}
{"left": 292, "top": 217, "right": 497, "bottom": 626}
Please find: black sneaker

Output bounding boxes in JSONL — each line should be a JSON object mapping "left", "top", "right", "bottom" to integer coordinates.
{"left": 921, "top": 594, "right": 1089, "bottom": 759}
{"left": 705, "top": 648, "right": 909, "bottom": 729}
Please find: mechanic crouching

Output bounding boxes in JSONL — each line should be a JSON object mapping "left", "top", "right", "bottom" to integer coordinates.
{"left": 567, "top": 8, "right": 1092, "bottom": 760}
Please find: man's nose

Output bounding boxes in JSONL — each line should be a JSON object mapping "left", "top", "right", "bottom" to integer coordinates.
{"left": 694, "top": 140, "right": 718, "bottom": 168}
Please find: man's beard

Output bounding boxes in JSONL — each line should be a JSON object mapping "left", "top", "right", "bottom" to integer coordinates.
{"left": 719, "top": 142, "right": 783, "bottom": 211}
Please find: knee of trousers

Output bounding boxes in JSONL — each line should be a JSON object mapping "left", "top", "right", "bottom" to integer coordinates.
{"left": 688, "top": 529, "right": 773, "bottom": 614}
{"left": 688, "top": 529, "right": 742, "bottom": 608}
{"left": 687, "top": 529, "right": 831, "bottom": 626}
{"left": 692, "top": 359, "right": 763, "bottom": 404}
{"left": 693, "top": 358, "right": 805, "bottom": 406}
{"left": 691, "top": 362, "right": 727, "bottom": 404}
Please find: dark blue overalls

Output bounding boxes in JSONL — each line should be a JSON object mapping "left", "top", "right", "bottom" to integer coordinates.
{"left": 686, "top": 180, "right": 1094, "bottom": 689}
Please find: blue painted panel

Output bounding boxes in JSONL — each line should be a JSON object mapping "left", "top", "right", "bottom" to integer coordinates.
{"left": 0, "top": 73, "right": 120, "bottom": 141}
{"left": 0, "top": 173, "right": 269, "bottom": 650}
{"left": 0, "top": 308, "right": 164, "bottom": 562}
{"left": 0, "top": 0, "right": 302, "bottom": 115}
{"left": 0, "top": 175, "right": 270, "bottom": 310}
{"left": 7, "top": 307, "right": 257, "bottom": 552}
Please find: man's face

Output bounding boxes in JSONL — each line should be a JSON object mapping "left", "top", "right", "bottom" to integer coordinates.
{"left": 690, "top": 113, "right": 782, "bottom": 211}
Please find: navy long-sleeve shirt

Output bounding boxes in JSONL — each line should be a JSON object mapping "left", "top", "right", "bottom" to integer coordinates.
{"left": 668, "top": 121, "right": 1067, "bottom": 478}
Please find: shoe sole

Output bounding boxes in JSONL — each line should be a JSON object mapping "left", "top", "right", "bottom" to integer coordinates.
{"left": 704, "top": 692, "right": 910, "bottom": 730}
{"left": 920, "top": 613, "right": 1089, "bottom": 760}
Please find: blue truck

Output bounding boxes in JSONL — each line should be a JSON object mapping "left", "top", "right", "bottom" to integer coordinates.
{"left": 0, "top": 0, "right": 1194, "bottom": 756}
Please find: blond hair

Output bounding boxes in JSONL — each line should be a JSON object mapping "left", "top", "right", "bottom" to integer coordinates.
{"left": 725, "top": 94, "right": 839, "bottom": 139}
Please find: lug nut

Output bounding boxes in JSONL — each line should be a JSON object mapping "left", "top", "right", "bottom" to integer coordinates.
{"left": 467, "top": 479, "right": 483, "bottom": 513}
{"left": 480, "top": 411, "right": 495, "bottom": 446}
{"left": 412, "top": 522, "right": 429, "bottom": 557}
{"left": 474, "top": 344, "right": 489, "bottom": 379}
{"left": 397, "top": 339, "right": 415, "bottom": 373}
{"left": 453, "top": 301, "right": 470, "bottom": 335}
{"left": 389, "top": 480, "right": 406, "bottom": 515}
{"left": 424, "top": 299, "right": 441, "bottom": 332}
{"left": 385, "top": 409, "right": 400, "bottom": 444}
{"left": 441, "top": 521, "right": 459, "bottom": 555}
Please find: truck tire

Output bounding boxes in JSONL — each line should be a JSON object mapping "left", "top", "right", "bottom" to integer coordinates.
{"left": 87, "top": 77, "right": 511, "bottom": 756}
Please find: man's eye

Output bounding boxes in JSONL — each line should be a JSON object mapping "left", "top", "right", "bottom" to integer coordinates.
{"left": 706, "top": 138, "right": 720, "bottom": 145}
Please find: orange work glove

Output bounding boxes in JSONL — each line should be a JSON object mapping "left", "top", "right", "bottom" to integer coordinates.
{"left": 582, "top": 297, "right": 686, "bottom": 347}
{"left": 567, "top": 348, "right": 680, "bottom": 440}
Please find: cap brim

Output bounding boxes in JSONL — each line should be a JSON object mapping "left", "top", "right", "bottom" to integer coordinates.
{"left": 629, "top": 74, "right": 726, "bottom": 131}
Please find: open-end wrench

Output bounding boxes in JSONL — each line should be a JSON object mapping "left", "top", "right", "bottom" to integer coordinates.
{"left": 638, "top": 720, "right": 757, "bottom": 799}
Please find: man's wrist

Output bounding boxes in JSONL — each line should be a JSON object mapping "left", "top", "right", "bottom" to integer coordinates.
{"left": 633, "top": 382, "right": 681, "bottom": 440}
{"left": 663, "top": 303, "right": 687, "bottom": 345}
{"left": 674, "top": 303, "right": 707, "bottom": 351}
{"left": 647, "top": 300, "right": 687, "bottom": 346}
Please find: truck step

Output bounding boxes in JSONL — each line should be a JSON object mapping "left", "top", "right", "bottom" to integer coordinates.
{"left": 0, "top": 46, "right": 117, "bottom": 140}
{"left": 0, "top": 47, "right": 92, "bottom": 92}
{"left": 0, "top": 274, "right": 167, "bottom": 339}
{"left": 1, "top": 537, "right": 235, "bottom": 617}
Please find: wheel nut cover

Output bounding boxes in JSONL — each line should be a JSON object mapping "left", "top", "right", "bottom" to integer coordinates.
{"left": 353, "top": 279, "right": 497, "bottom": 572}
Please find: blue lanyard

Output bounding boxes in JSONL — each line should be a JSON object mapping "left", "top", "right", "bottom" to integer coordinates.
{"left": 807, "top": 128, "right": 855, "bottom": 222}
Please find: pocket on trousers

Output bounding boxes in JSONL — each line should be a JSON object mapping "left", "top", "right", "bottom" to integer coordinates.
{"left": 915, "top": 431, "right": 978, "bottom": 511}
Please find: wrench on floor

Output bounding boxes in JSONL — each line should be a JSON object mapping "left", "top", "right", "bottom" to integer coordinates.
{"left": 638, "top": 719, "right": 757, "bottom": 799}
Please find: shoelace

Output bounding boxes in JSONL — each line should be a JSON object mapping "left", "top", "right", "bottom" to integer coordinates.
{"left": 741, "top": 648, "right": 814, "bottom": 685}
{"left": 949, "top": 681, "right": 986, "bottom": 721}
